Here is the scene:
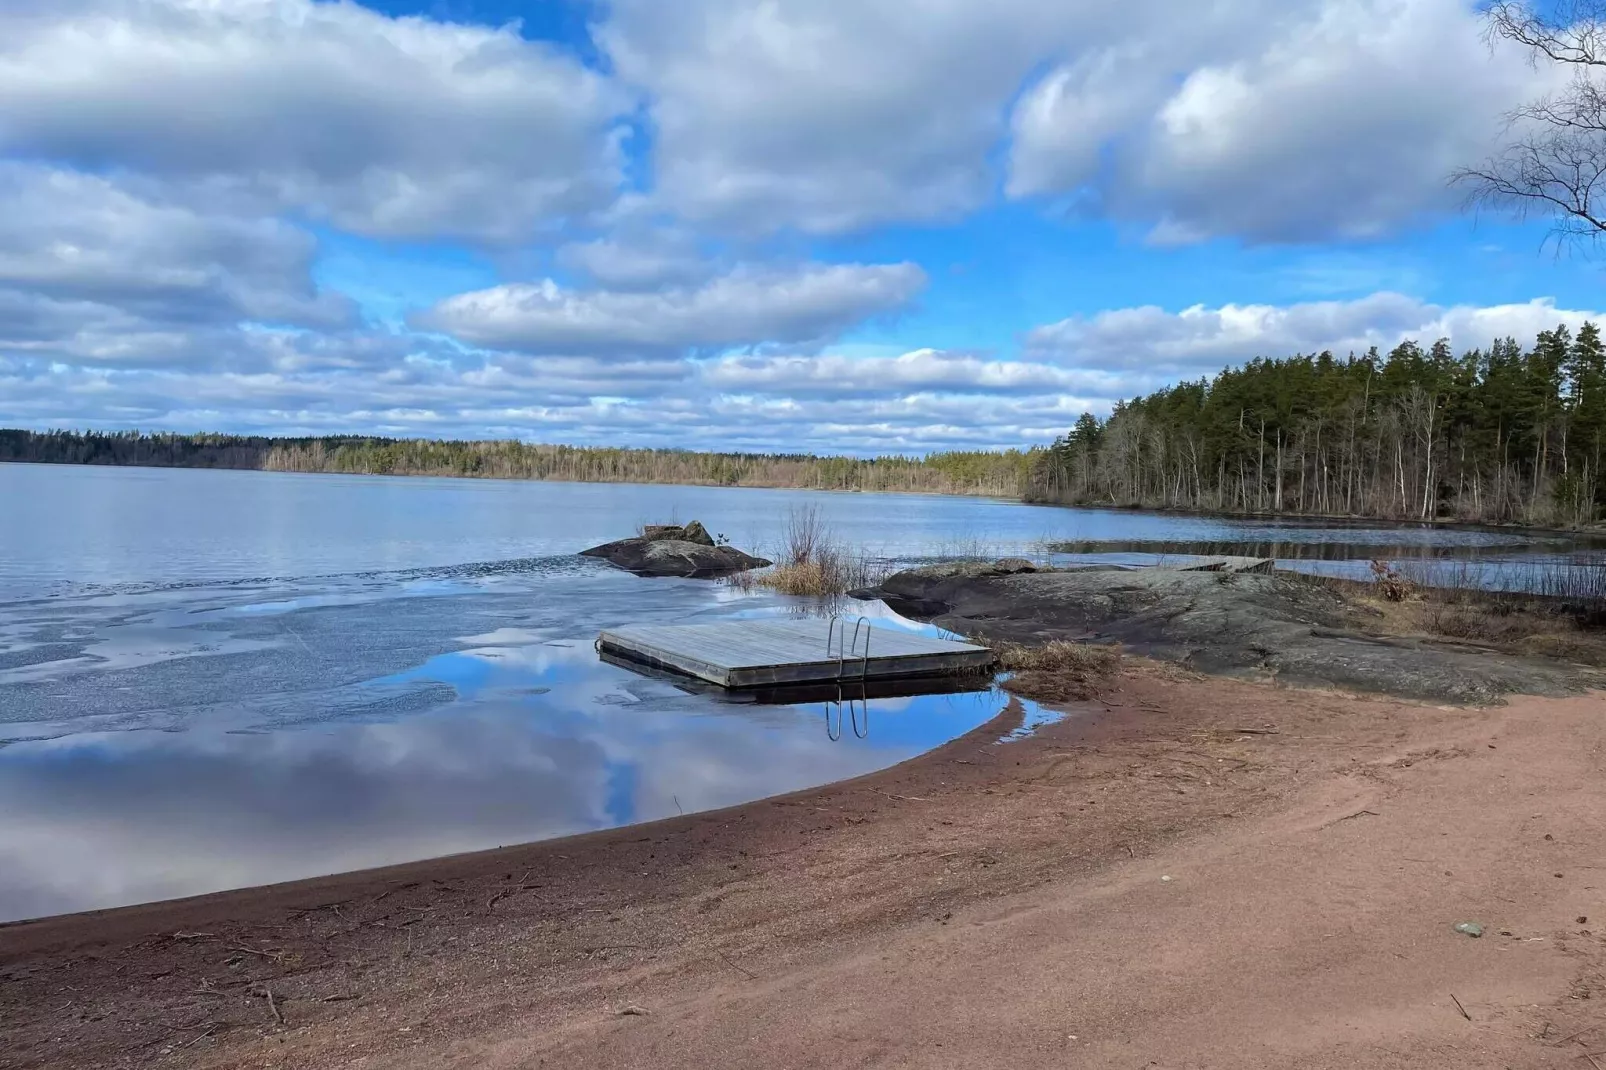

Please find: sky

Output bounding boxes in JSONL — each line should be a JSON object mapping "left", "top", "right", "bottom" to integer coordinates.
{"left": 3, "top": 0, "right": 1606, "bottom": 455}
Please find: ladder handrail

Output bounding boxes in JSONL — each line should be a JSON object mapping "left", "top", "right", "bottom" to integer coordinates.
{"left": 825, "top": 614, "right": 872, "bottom": 681}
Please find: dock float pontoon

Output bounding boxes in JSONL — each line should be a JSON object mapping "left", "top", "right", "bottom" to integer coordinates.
{"left": 598, "top": 617, "right": 994, "bottom": 689}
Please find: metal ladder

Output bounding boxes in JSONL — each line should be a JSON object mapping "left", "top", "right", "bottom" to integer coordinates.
{"left": 823, "top": 615, "right": 871, "bottom": 740}
{"left": 824, "top": 614, "right": 872, "bottom": 681}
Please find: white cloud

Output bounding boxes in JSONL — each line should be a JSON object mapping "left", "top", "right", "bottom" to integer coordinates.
{"left": 703, "top": 349, "right": 1089, "bottom": 399}
{"left": 597, "top": 0, "right": 1137, "bottom": 235}
{"left": 1026, "top": 293, "right": 1606, "bottom": 388}
{"left": 556, "top": 230, "right": 714, "bottom": 292}
{"left": 0, "top": 0, "right": 630, "bottom": 242}
{"left": 0, "top": 164, "right": 352, "bottom": 331}
{"left": 594, "top": 0, "right": 1543, "bottom": 244}
{"left": 8, "top": 291, "right": 1604, "bottom": 452}
{"left": 1009, "top": 0, "right": 1539, "bottom": 242}
{"left": 0, "top": 164, "right": 360, "bottom": 369}
{"left": 418, "top": 262, "right": 927, "bottom": 356}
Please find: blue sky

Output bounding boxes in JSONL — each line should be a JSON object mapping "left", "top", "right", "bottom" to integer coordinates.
{"left": 2, "top": 0, "right": 1604, "bottom": 454}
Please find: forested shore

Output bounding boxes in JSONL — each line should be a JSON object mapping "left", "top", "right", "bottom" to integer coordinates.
{"left": 1026, "top": 324, "right": 1606, "bottom": 527}
{"left": 0, "top": 430, "right": 1031, "bottom": 498}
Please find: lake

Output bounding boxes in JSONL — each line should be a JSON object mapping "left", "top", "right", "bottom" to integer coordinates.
{"left": 0, "top": 462, "right": 1593, "bottom": 922}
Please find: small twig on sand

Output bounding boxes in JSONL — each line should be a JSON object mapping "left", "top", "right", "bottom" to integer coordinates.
{"left": 1451, "top": 993, "right": 1472, "bottom": 1021}
{"left": 172, "top": 931, "right": 215, "bottom": 942}
{"left": 1552, "top": 1021, "right": 1606, "bottom": 1047}
{"left": 1340, "top": 810, "right": 1381, "bottom": 822}
{"left": 871, "top": 788, "right": 930, "bottom": 803}
{"left": 228, "top": 945, "right": 284, "bottom": 960}
{"left": 372, "top": 881, "right": 416, "bottom": 905}
{"left": 1229, "top": 727, "right": 1279, "bottom": 735}
{"left": 288, "top": 899, "right": 352, "bottom": 918}
{"left": 718, "top": 950, "right": 758, "bottom": 979}
{"left": 258, "top": 986, "right": 285, "bottom": 1027}
{"left": 178, "top": 1026, "right": 218, "bottom": 1050}
{"left": 1583, "top": 1053, "right": 1604, "bottom": 1070}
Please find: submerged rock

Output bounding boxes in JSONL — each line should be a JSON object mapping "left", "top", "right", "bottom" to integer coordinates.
{"left": 854, "top": 564, "right": 1598, "bottom": 705}
{"left": 581, "top": 520, "right": 769, "bottom": 578}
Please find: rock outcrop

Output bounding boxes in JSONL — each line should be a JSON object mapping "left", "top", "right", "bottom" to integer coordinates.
{"left": 640, "top": 521, "right": 714, "bottom": 546}
{"left": 581, "top": 521, "right": 770, "bottom": 578}
{"left": 855, "top": 562, "right": 1598, "bottom": 704}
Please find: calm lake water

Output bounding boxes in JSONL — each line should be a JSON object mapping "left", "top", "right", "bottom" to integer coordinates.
{"left": 0, "top": 462, "right": 1592, "bottom": 922}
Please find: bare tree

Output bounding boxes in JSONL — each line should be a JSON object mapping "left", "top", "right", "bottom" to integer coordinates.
{"left": 1454, "top": 1, "right": 1606, "bottom": 245}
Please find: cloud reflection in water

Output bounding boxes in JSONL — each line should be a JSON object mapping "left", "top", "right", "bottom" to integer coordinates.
{"left": 0, "top": 638, "right": 1013, "bottom": 922}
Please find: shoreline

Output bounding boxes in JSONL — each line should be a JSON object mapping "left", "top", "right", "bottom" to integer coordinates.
{"left": 7, "top": 458, "right": 1602, "bottom": 539}
{"left": 1020, "top": 493, "right": 1606, "bottom": 538}
{"left": 0, "top": 458, "right": 1020, "bottom": 503}
{"left": 7, "top": 666, "right": 1605, "bottom": 1069}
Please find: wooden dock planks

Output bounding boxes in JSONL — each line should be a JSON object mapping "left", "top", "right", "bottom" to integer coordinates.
{"left": 598, "top": 618, "right": 995, "bottom": 689}
{"left": 1162, "top": 556, "right": 1277, "bottom": 574}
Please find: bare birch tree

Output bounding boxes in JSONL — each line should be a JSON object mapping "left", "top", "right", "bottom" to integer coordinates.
{"left": 1455, "top": 1, "right": 1606, "bottom": 245}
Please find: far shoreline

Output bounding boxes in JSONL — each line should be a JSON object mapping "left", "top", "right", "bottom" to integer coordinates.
{"left": 4, "top": 457, "right": 1599, "bottom": 540}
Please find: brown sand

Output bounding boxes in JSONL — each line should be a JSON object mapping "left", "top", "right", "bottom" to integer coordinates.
{"left": 3, "top": 664, "right": 1604, "bottom": 1069}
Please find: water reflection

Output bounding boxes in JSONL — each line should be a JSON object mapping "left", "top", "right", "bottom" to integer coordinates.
{"left": 0, "top": 634, "right": 1020, "bottom": 923}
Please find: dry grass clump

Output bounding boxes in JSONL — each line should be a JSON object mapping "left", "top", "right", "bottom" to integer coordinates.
{"left": 754, "top": 551, "right": 885, "bottom": 596}
{"left": 993, "top": 639, "right": 1122, "bottom": 702}
{"left": 1414, "top": 600, "right": 1606, "bottom": 664}
{"left": 1369, "top": 559, "right": 1414, "bottom": 602}
{"left": 1335, "top": 560, "right": 1606, "bottom": 666}
{"left": 726, "top": 505, "right": 889, "bottom": 597}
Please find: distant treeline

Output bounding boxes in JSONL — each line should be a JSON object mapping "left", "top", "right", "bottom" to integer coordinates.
{"left": 0, "top": 430, "right": 1034, "bottom": 497}
{"left": 1026, "top": 323, "right": 1606, "bottom": 527}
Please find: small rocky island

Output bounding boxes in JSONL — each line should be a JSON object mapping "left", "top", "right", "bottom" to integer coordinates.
{"left": 580, "top": 521, "right": 771, "bottom": 578}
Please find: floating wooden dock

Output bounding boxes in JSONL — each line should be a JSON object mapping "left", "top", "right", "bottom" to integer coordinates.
{"left": 598, "top": 618, "right": 994, "bottom": 689}
{"left": 1158, "top": 556, "right": 1276, "bottom": 574}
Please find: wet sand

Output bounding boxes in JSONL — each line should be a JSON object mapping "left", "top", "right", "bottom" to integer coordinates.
{"left": 4, "top": 663, "right": 1605, "bottom": 1069}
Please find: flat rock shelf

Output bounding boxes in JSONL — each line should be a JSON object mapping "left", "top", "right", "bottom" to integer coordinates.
{"left": 598, "top": 619, "right": 995, "bottom": 689}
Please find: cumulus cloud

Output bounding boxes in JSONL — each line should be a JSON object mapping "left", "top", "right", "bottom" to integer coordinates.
{"left": 0, "top": 164, "right": 352, "bottom": 330}
{"left": 597, "top": 0, "right": 1144, "bottom": 234}
{"left": 1011, "top": 0, "right": 1544, "bottom": 242}
{"left": 418, "top": 262, "right": 927, "bottom": 357}
{"left": 25, "top": 290, "right": 1603, "bottom": 454}
{"left": 703, "top": 349, "right": 1091, "bottom": 399}
{"left": 556, "top": 230, "right": 714, "bottom": 292}
{"left": 0, "top": 164, "right": 360, "bottom": 369}
{"left": 1026, "top": 293, "right": 1606, "bottom": 390}
{"left": 0, "top": 0, "right": 629, "bottom": 242}
{"left": 593, "top": 0, "right": 1542, "bottom": 244}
